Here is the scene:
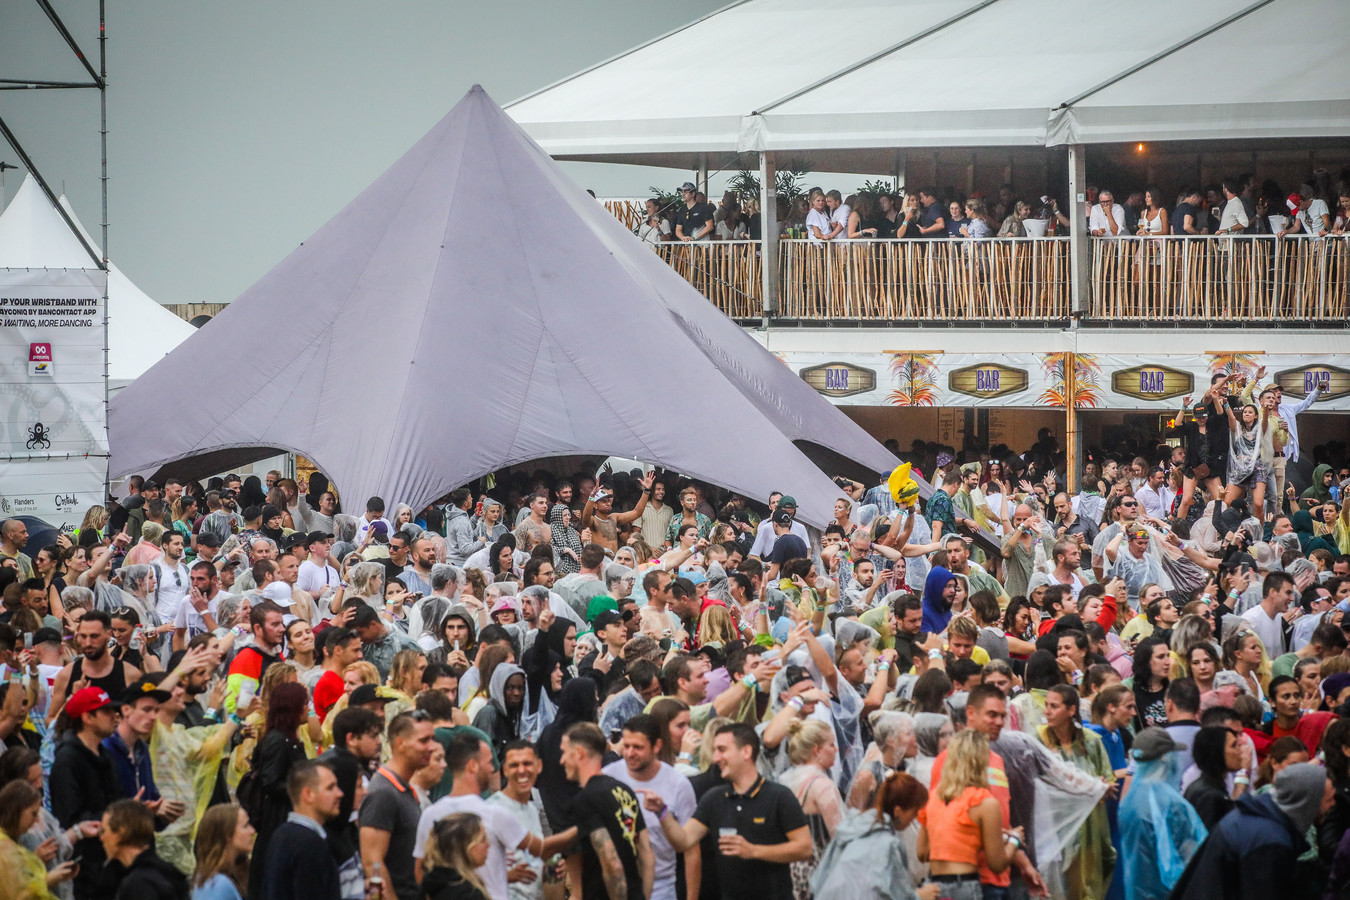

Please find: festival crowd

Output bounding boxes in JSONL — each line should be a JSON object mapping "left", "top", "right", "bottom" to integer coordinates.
{"left": 0, "top": 367, "right": 1349, "bottom": 900}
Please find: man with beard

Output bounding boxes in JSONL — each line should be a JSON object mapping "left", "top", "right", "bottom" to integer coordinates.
{"left": 48, "top": 610, "right": 142, "bottom": 726}
{"left": 513, "top": 492, "right": 554, "bottom": 553}
{"left": 632, "top": 480, "right": 675, "bottom": 550}
{"left": 583, "top": 472, "right": 655, "bottom": 553}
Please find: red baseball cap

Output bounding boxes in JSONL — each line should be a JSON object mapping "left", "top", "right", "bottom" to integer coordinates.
{"left": 65, "top": 686, "right": 113, "bottom": 719}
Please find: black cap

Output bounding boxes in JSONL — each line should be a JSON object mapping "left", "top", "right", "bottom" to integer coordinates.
{"left": 305, "top": 531, "right": 334, "bottom": 547}
{"left": 196, "top": 531, "right": 223, "bottom": 548}
{"left": 772, "top": 510, "right": 793, "bottom": 527}
{"left": 350, "top": 684, "right": 394, "bottom": 707}
{"left": 121, "top": 677, "right": 171, "bottom": 706}
{"left": 592, "top": 610, "right": 623, "bottom": 632}
{"left": 783, "top": 665, "right": 813, "bottom": 689}
{"left": 31, "top": 627, "right": 62, "bottom": 645}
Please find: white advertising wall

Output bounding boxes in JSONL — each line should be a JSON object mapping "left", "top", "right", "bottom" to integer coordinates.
{"left": 0, "top": 269, "right": 107, "bottom": 522}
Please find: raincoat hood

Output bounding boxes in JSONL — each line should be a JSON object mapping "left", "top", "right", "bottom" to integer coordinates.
{"left": 1302, "top": 464, "right": 1334, "bottom": 504}
{"left": 921, "top": 566, "right": 956, "bottom": 633}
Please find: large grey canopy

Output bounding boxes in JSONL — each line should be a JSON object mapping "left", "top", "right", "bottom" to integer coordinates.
{"left": 109, "top": 86, "right": 897, "bottom": 527}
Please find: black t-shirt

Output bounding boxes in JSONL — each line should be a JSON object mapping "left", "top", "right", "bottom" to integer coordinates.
{"left": 1173, "top": 202, "right": 1203, "bottom": 235}
{"left": 571, "top": 774, "right": 647, "bottom": 900}
{"left": 918, "top": 203, "right": 944, "bottom": 238}
{"left": 674, "top": 202, "right": 715, "bottom": 240}
{"left": 358, "top": 768, "right": 422, "bottom": 900}
{"left": 766, "top": 534, "right": 808, "bottom": 567}
{"left": 691, "top": 777, "right": 807, "bottom": 900}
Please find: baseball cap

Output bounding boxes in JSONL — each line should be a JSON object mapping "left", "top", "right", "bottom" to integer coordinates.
{"left": 31, "top": 627, "right": 62, "bottom": 646}
{"left": 592, "top": 609, "right": 624, "bottom": 632}
{"left": 783, "top": 665, "right": 814, "bottom": 689}
{"left": 771, "top": 510, "right": 793, "bottom": 527}
{"left": 121, "top": 677, "right": 171, "bottom": 706}
{"left": 196, "top": 531, "right": 223, "bottom": 549}
{"left": 679, "top": 181, "right": 697, "bottom": 192}
{"left": 305, "top": 531, "right": 333, "bottom": 547}
{"left": 261, "top": 582, "right": 294, "bottom": 606}
{"left": 1131, "top": 726, "right": 1183, "bottom": 761}
{"left": 1286, "top": 192, "right": 1303, "bottom": 213}
{"left": 777, "top": 495, "right": 797, "bottom": 509}
{"left": 65, "top": 686, "right": 113, "bottom": 719}
{"left": 350, "top": 684, "right": 394, "bottom": 707}
{"left": 680, "top": 569, "right": 708, "bottom": 587}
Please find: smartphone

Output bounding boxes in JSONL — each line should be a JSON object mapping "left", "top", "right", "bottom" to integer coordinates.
{"left": 23, "top": 633, "right": 32, "bottom": 651}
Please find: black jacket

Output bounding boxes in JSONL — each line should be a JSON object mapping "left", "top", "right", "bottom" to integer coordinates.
{"left": 263, "top": 820, "right": 342, "bottom": 900}
{"left": 420, "top": 867, "right": 489, "bottom": 900}
{"left": 111, "top": 848, "right": 190, "bottom": 900}
{"left": 51, "top": 729, "right": 123, "bottom": 900}
{"left": 316, "top": 746, "right": 367, "bottom": 861}
{"left": 1171, "top": 791, "right": 1307, "bottom": 900}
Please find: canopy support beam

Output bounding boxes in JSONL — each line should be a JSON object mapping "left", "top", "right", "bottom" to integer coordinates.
{"left": 1068, "top": 143, "right": 1088, "bottom": 326}
{"left": 759, "top": 150, "right": 778, "bottom": 325}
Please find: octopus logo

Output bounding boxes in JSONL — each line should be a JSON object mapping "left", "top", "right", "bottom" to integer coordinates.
{"left": 26, "top": 422, "right": 51, "bottom": 450}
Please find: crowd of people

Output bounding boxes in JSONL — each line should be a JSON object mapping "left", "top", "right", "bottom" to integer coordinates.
{"left": 0, "top": 364, "right": 1348, "bottom": 900}
{"left": 635, "top": 168, "right": 1350, "bottom": 248}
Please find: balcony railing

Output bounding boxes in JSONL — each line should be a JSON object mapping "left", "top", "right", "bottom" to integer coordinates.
{"left": 645, "top": 234, "right": 1350, "bottom": 325}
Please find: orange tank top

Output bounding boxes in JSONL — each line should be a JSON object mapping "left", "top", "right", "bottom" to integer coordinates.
{"left": 919, "top": 785, "right": 991, "bottom": 866}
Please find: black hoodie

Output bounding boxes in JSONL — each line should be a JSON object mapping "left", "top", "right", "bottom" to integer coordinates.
{"left": 111, "top": 847, "right": 190, "bottom": 900}
{"left": 420, "top": 867, "right": 488, "bottom": 900}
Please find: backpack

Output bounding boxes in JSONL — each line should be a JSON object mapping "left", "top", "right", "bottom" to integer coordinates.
{"left": 235, "top": 761, "right": 263, "bottom": 825}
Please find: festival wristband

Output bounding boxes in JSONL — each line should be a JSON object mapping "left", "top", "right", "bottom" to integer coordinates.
{"left": 788, "top": 696, "right": 805, "bottom": 712}
{"left": 741, "top": 673, "right": 758, "bottom": 691}
{"left": 928, "top": 649, "right": 943, "bottom": 660}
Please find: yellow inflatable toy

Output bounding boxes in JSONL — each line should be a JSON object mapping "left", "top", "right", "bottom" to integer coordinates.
{"left": 888, "top": 462, "right": 921, "bottom": 508}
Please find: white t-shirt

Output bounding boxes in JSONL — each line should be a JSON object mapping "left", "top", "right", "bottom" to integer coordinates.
{"left": 153, "top": 559, "right": 191, "bottom": 621}
{"left": 173, "top": 591, "right": 228, "bottom": 639}
{"left": 487, "top": 790, "right": 546, "bottom": 900}
{"left": 601, "top": 761, "right": 696, "bottom": 900}
{"left": 639, "top": 218, "right": 671, "bottom": 246}
{"left": 415, "top": 794, "right": 527, "bottom": 900}
{"left": 1297, "top": 198, "right": 1331, "bottom": 237}
{"left": 1240, "top": 605, "right": 1286, "bottom": 657}
{"left": 297, "top": 559, "right": 339, "bottom": 595}
{"left": 806, "top": 208, "right": 834, "bottom": 244}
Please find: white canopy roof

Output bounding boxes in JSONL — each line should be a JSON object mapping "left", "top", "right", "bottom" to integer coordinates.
{"left": 108, "top": 87, "right": 898, "bottom": 526}
{"left": 0, "top": 175, "right": 196, "bottom": 385}
{"left": 508, "top": 0, "right": 1350, "bottom": 165}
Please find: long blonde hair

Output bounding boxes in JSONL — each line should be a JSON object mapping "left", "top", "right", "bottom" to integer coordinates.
{"left": 696, "top": 605, "right": 737, "bottom": 648}
{"left": 424, "top": 813, "right": 487, "bottom": 896}
{"left": 193, "top": 803, "right": 250, "bottom": 890}
{"left": 388, "top": 648, "right": 426, "bottom": 695}
{"left": 936, "top": 730, "right": 990, "bottom": 802}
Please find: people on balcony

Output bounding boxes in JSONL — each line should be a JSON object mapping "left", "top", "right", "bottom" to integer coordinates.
{"left": 945, "top": 200, "right": 970, "bottom": 238}
{"left": 960, "top": 199, "right": 995, "bottom": 241}
{"left": 715, "top": 193, "right": 748, "bottom": 241}
{"left": 917, "top": 188, "right": 947, "bottom": 239}
{"left": 997, "top": 201, "right": 1031, "bottom": 238}
{"left": 806, "top": 190, "right": 836, "bottom": 245}
{"left": 1281, "top": 189, "right": 1332, "bottom": 239}
{"left": 1136, "top": 189, "right": 1170, "bottom": 238}
{"left": 1089, "top": 191, "right": 1127, "bottom": 238}
{"left": 638, "top": 198, "right": 673, "bottom": 246}
{"left": 1173, "top": 188, "right": 1209, "bottom": 236}
{"left": 1213, "top": 180, "right": 1250, "bottom": 236}
{"left": 894, "top": 194, "right": 923, "bottom": 239}
{"left": 825, "top": 190, "right": 851, "bottom": 238}
{"left": 846, "top": 194, "right": 881, "bottom": 240}
{"left": 673, "top": 182, "right": 715, "bottom": 242}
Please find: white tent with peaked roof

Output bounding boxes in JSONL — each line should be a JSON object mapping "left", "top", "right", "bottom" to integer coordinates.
{"left": 108, "top": 86, "right": 898, "bottom": 526}
{"left": 0, "top": 174, "right": 197, "bottom": 387}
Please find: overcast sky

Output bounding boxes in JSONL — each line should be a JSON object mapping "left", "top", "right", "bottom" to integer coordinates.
{"left": 0, "top": 0, "right": 726, "bottom": 303}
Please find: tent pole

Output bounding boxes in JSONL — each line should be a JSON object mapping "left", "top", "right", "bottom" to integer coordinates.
{"left": 759, "top": 151, "right": 778, "bottom": 326}
{"left": 894, "top": 151, "right": 906, "bottom": 194}
{"left": 696, "top": 153, "right": 708, "bottom": 197}
{"left": 1068, "top": 143, "right": 1088, "bottom": 327}
{"left": 100, "top": 0, "right": 110, "bottom": 502}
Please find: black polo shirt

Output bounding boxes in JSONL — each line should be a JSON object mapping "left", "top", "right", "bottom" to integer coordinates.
{"left": 691, "top": 775, "right": 807, "bottom": 900}
{"left": 674, "top": 201, "right": 715, "bottom": 240}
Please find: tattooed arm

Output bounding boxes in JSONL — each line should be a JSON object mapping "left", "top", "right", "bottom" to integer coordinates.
{"left": 591, "top": 827, "right": 629, "bottom": 900}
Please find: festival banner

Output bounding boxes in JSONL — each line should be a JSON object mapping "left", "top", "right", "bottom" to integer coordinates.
{"left": 0, "top": 269, "right": 107, "bottom": 520}
{"left": 784, "top": 350, "right": 1350, "bottom": 412}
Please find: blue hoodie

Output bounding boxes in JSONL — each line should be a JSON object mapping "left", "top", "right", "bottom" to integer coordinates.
{"left": 921, "top": 566, "right": 956, "bottom": 633}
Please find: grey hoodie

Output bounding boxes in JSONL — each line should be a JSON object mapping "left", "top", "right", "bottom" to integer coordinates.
{"left": 1272, "top": 762, "right": 1329, "bottom": 835}
{"left": 444, "top": 506, "right": 479, "bottom": 565}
